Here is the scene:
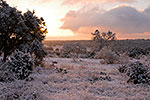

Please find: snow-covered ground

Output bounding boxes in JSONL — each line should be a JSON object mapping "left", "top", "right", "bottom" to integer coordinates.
{"left": 0, "top": 58, "right": 150, "bottom": 100}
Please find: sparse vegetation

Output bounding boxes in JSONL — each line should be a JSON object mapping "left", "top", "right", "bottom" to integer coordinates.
{"left": 61, "top": 42, "right": 87, "bottom": 61}
{"left": 87, "top": 71, "right": 112, "bottom": 83}
{"left": 97, "top": 46, "right": 119, "bottom": 64}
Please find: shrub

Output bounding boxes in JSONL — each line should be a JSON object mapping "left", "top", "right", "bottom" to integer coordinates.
{"left": 19, "top": 39, "right": 47, "bottom": 66}
{"left": 126, "top": 47, "right": 149, "bottom": 58}
{"left": 97, "top": 46, "right": 119, "bottom": 64}
{"left": 119, "top": 61, "right": 150, "bottom": 84}
{"left": 0, "top": 50, "right": 34, "bottom": 82}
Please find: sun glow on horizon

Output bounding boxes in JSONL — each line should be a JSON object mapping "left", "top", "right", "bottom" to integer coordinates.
{"left": 7, "top": 0, "right": 74, "bottom": 38}
{"left": 6, "top": 0, "right": 150, "bottom": 40}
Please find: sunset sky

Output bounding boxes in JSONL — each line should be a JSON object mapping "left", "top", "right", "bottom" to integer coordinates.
{"left": 7, "top": 0, "right": 150, "bottom": 40}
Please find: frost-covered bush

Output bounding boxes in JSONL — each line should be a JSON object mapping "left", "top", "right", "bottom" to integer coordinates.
{"left": 0, "top": 0, "right": 47, "bottom": 61}
{"left": 97, "top": 46, "right": 119, "bottom": 64}
{"left": 0, "top": 50, "right": 34, "bottom": 82}
{"left": 119, "top": 62, "right": 150, "bottom": 84}
{"left": 20, "top": 39, "right": 47, "bottom": 66}
{"left": 126, "top": 47, "right": 149, "bottom": 58}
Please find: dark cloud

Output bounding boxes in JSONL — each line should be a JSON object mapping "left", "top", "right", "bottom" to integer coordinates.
{"left": 61, "top": 5, "right": 150, "bottom": 34}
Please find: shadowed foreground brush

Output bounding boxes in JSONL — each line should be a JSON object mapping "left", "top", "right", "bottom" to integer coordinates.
{"left": 119, "top": 61, "right": 150, "bottom": 84}
{"left": 0, "top": 50, "right": 34, "bottom": 82}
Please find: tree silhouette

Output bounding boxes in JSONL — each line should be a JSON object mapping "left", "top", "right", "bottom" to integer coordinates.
{"left": 0, "top": 0, "right": 47, "bottom": 62}
{"left": 91, "top": 29, "right": 116, "bottom": 50}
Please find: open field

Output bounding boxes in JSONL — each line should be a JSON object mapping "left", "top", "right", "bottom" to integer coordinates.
{"left": 44, "top": 39, "right": 150, "bottom": 53}
{"left": 1, "top": 57, "right": 150, "bottom": 100}
{"left": 1, "top": 0, "right": 150, "bottom": 99}
{"left": 1, "top": 39, "right": 150, "bottom": 100}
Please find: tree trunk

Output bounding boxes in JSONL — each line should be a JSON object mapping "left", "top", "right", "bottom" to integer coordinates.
{"left": 3, "top": 51, "right": 7, "bottom": 62}
{"left": 3, "top": 39, "right": 9, "bottom": 62}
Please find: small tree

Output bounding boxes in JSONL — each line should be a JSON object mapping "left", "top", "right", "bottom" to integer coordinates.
{"left": 0, "top": 0, "right": 47, "bottom": 62}
{"left": 91, "top": 29, "right": 116, "bottom": 51}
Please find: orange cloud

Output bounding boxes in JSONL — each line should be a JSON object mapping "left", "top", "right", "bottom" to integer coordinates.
{"left": 118, "top": 32, "right": 150, "bottom": 39}
{"left": 62, "top": 0, "right": 135, "bottom": 5}
{"left": 76, "top": 27, "right": 150, "bottom": 40}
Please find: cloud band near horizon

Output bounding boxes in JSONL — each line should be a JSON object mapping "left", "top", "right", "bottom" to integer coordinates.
{"left": 61, "top": 5, "right": 150, "bottom": 34}
{"left": 62, "top": 0, "right": 135, "bottom": 5}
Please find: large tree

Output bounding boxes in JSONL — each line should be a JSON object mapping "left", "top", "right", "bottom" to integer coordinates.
{"left": 0, "top": 0, "right": 47, "bottom": 61}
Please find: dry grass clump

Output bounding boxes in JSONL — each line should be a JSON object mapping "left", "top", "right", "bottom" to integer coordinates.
{"left": 61, "top": 43, "right": 87, "bottom": 58}
{"left": 87, "top": 71, "right": 112, "bottom": 83}
{"left": 117, "top": 54, "right": 130, "bottom": 64}
{"left": 139, "top": 55, "right": 150, "bottom": 67}
{"left": 95, "top": 46, "right": 130, "bottom": 64}
{"left": 96, "top": 46, "right": 119, "bottom": 64}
